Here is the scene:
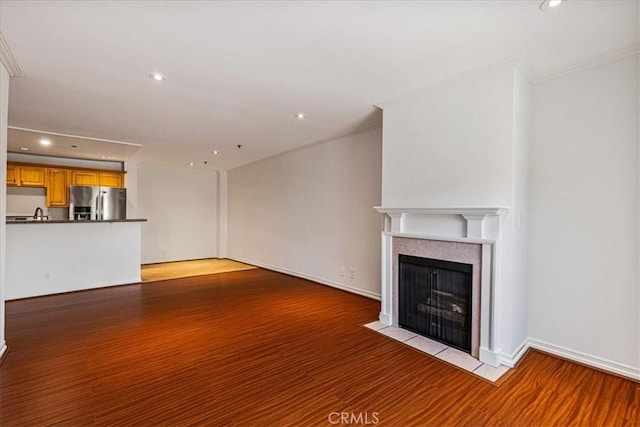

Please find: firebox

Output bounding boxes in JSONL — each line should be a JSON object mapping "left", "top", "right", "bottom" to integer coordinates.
{"left": 398, "top": 254, "right": 473, "bottom": 353}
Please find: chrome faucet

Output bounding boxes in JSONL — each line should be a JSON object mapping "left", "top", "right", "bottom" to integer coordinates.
{"left": 33, "top": 207, "right": 44, "bottom": 220}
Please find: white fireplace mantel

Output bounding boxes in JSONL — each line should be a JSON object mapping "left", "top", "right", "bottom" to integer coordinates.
{"left": 374, "top": 207, "right": 508, "bottom": 216}
{"left": 374, "top": 206, "right": 510, "bottom": 367}
{"left": 374, "top": 206, "right": 508, "bottom": 239}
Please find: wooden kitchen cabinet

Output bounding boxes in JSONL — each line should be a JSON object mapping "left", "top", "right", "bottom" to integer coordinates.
{"left": 99, "top": 171, "right": 124, "bottom": 188}
{"left": 6, "top": 164, "right": 46, "bottom": 187}
{"left": 7, "top": 162, "right": 126, "bottom": 207}
{"left": 71, "top": 170, "right": 99, "bottom": 186}
{"left": 20, "top": 166, "right": 47, "bottom": 186}
{"left": 47, "top": 168, "right": 69, "bottom": 207}
{"left": 6, "top": 164, "right": 18, "bottom": 185}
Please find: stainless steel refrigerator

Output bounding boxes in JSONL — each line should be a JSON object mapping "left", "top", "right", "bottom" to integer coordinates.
{"left": 69, "top": 185, "right": 127, "bottom": 220}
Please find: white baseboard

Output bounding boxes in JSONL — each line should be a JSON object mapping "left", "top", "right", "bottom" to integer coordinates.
{"left": 527, "top": 338, "right": 640, "bottom": 381}
{"left": 479, "top": 347, "right": 499, "bottom": 367}
{"left": 229, "top": 257, "right": 381, "bottom": 301}
{"left": 378, "top": 312, "right": 391, "bottom": 325}
{"left": 497, "top": 339, "right": 529, "bottom": 368}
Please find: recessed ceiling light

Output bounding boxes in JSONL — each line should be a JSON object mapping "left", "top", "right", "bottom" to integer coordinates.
{"left": 540, "top": 0, "right": 562, "bottom": 10}
{"left": 39, "top": 138, "right": 51, "bottom": 146}
{"left": 149, "top": 72, "right": 167, "bottom": 81}
{"left": 99, "top": 155, "right": 108, "bottom": 159}
{"left": 212, "top": 150, "right": 219, "bottom": 155}
{"left": 189, "top": 162, "right": 194, "bottom": 166}
{"left": 19, "top": 147, "right": 29, "bottom": 151}
{"left": 296, "top": 113, "right": 305, "bottom": 119}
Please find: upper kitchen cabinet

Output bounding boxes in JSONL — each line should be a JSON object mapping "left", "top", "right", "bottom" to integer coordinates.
{"left": 6, "top": 164, "right": 18, "bottom": 185}
{"left": 6, "top": 164, "right": 46, "bottom": 187}
{"left": 47, "top": 168, "right": 69, "bottom": 207}
{"left": 6, "top": 162, "right": 126, "bottom": 207}
{"left": 99, "top": 171, "right": 124, "bottom": 188}
{"left": 70, "top": 170, "right": 99, "bottom": 186}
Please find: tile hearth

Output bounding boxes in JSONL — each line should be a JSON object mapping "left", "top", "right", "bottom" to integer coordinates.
{"left": 364, "top": 321, "right": 510, "bottom": 383}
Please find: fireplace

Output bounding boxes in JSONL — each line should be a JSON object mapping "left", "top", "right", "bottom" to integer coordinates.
{"left": 399, "top": 255, "right": 472, "bottom": 353}
{"left": 375, "top": 206, "right": 508, "bottom": 366}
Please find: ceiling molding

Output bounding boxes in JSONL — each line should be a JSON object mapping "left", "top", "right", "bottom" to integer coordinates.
{"left": 0, "top": 32, "right": 23, "bottom": 77}
{"left": 376, "top": 44, "right": 640, "bottom": 109}
{"left": 513, "top": 51, "right": 539, "bottom": 83}
{"left": 375, "top": 55, "right": 524, "bottom": 109}
{"left": 532, "top": 43, "right": 640, "bottom": 83}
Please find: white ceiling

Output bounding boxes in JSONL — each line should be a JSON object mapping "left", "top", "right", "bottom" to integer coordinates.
{"left": 1, "top": 0, "right": 638, "bottom": 171}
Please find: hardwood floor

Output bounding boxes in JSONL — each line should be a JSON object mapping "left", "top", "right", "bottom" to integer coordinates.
{"left": 1, "top": 269, "right": 638, "bottom": 426}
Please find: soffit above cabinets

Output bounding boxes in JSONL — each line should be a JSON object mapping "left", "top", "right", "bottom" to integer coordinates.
{"left": 7, "top": 128, "right": 141, "bottom": 163}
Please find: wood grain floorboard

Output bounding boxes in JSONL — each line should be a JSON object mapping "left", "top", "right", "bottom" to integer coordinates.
{"left": 1, "top": 268, "right": 638, "bottom": 426}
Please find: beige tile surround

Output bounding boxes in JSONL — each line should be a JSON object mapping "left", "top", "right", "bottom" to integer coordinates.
{"left": 364, "top": 321, "right": 510, "bottom": 383}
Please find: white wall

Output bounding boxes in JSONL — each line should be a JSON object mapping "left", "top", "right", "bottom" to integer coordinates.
{"left": 0, "top": 62, "right": 9, "bottom": 358}
{"left": 227, "top": 128, "right": 382, "bottom": 299}
{"left": 134, "top": 164, "right": 218, "bottom": 264}
{"left": 381, "top": 66, "right": 515, "bottom": 208}
{"left": 528, "top": 55, "right": 639, "bottom": 378}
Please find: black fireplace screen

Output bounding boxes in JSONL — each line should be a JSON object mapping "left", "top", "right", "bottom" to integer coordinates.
{"left": 399, "top": 255, "right": 472, "bottom": 353}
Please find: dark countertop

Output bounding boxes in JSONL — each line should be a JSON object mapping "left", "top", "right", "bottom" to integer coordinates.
{"left": 6, "top": 219, "right": 147, "bottom": 224}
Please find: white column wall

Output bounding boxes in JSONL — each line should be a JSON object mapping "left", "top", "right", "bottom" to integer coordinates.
{"left": 379, "top": 66, "right": 532, "bottom": 362}
{"left": 0, "top": 62, "right": 9, "bottom": 358}
{"left": 381, "top": 66, "right": 515, "bottom": 208}
{"left": 497, "top": 67, "right": 532, "bottom": 363}
{"left": 216, "top": 170, "right": 228, "bottom": 259}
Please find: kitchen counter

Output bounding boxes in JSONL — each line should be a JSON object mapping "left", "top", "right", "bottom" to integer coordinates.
{"left": 6, "top": 220, "right": 145, "bottom": 299}
{"left": 6, "top": 218, "right": 147, "bottom": 224}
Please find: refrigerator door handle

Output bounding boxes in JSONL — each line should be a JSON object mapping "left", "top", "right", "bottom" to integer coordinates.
{"left": 97, "top": 191, "right": 103, "bottom": 220}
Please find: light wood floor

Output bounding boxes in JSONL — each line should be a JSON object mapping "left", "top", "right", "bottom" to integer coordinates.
{"left": 1, "top": 269, "right": 638, "bottom": 426}
{"left": 141, "top": 258, "right": 256, "bottom": 282}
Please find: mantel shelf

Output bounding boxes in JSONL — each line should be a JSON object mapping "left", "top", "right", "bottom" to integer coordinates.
{"left": 373, "top": 207, "right": 509, "bottom": 216}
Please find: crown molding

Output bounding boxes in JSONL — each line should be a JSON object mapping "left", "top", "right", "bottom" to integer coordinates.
{"left": 513, "top": 51, "right": 539, "bottom": 83}
{"left": 0, "top": 32, "right": 23, "bottom": 77}
{"left": 375, "top": 45, "right": 640, "bottom": 109}
{"left": 375, "top": 52, "right": 535, "bottom": 110}
{"left": 532, "top": 43, "right": 640, "bottom": 83}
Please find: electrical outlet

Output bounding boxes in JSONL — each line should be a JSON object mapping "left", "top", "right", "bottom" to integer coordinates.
{"left": 44, "top": 272, "right": 51, "bottom": 279}
{"left": 339, "top": 267, "right": 346, "bottom": 278}
{"left": 349, "top": 269, "right": 355, "bottom": 280}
